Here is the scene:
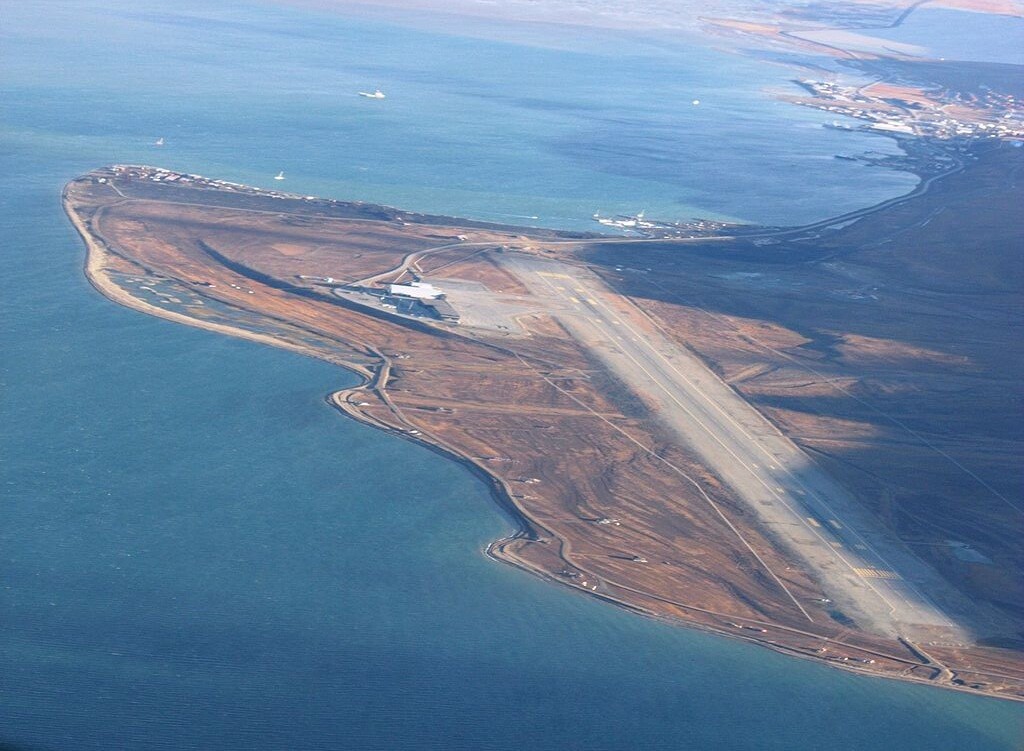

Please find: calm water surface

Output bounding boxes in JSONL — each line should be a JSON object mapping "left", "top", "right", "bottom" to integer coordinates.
{"left": 868, "top": 7, "right": 1024, "bottom": 65}
{"left": 2, "top": 1, "right": 1021, "bottom": 749}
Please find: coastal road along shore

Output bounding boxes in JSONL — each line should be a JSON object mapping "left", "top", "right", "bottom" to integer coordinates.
{"left": 499, "top": 252, "right": 979, "bottom": 644}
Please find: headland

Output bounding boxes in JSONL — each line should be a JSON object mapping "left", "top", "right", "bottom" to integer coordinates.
{"left": 64, "top": 144, "right": 1024, "bottom": 699}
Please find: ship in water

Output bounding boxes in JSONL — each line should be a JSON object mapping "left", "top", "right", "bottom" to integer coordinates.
{"left": 154, "top": 137, "right": 164, "bottom": 146}
{"left": 359, "top": 89, "right": 386, "bottom": 99}
{"left": 274, "top": 171, "right": 285, "bottom": 181}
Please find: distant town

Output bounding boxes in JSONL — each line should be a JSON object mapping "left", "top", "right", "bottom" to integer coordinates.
{"left": 792, "top": 78, "right": 1023, "bottom": 142}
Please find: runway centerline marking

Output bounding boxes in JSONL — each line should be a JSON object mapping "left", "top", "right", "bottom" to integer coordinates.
{"left": 516, "top": 259, "right": 954, "bottom": 627}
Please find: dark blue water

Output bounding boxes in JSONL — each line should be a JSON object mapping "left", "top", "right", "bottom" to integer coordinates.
{"left": 2, "top": 1, "right": 1021, "bottom": 749}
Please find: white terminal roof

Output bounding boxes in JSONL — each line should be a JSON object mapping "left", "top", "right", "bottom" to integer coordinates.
{"left": 387, "top": 281, "right": 443, "bottom": 300}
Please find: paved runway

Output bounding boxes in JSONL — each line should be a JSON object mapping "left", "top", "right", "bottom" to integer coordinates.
{"left": 501, "top": 253, "right": 975, "bottom": 642}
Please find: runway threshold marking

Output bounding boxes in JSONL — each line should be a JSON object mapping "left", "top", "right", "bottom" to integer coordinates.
{"left": 854, "top": 567, "right": 902, "bottom": 580}
{"left": 538, "top": 272, "right": 573, "bottom": 279}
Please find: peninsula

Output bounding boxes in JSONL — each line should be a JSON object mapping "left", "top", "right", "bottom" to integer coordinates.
{"left": 64, "top": 145, "right": 1023, "bottom": 699}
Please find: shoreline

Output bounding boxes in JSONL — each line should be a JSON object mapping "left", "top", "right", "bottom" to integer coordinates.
{"left": 63, "top": 170, "right": 1023, "bottom": 702}
{"left": 65, "top": 190, "right": 353, "bottom": 373}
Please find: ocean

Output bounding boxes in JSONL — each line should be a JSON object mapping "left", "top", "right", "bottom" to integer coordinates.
{"left": 1, "top": 1, "right": 1021, "bottom": 748}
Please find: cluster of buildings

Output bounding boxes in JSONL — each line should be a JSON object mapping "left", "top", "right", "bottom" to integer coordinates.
{"left": 100, "top": 165, "right": 328, "bottom": 204}
{"left": 793, "top": 80, "right": 1024, "bottom": 142}
{"left": 382, "top": 281, "right": 460, "bottom": 322}
{"left": 591, "top": 211, "right": 732, "bottom": 239}
{"left": 305, "top": 277, "right": 462, "bottom": 324}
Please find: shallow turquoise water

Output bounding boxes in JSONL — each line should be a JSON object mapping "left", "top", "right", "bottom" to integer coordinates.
{"left": 1, "top": 1, "right": 1021, "bottom": 749}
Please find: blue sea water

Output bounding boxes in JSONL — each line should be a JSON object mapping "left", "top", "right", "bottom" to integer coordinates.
{"left": 1, "top": 1, "right": 1022, "bottom": 749}
{"left": 2, "top": 0, "right": 917, "bottom": 229}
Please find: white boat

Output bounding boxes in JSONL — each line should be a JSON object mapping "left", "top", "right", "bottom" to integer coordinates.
{"left": 358, "top": 89, "right": 386, "bottom": 99}
{"left": 154, "top": 137, "right": 164, "bottom": 146}
{"left": 274, "top": 171, "right": 285, "bottom": 180}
